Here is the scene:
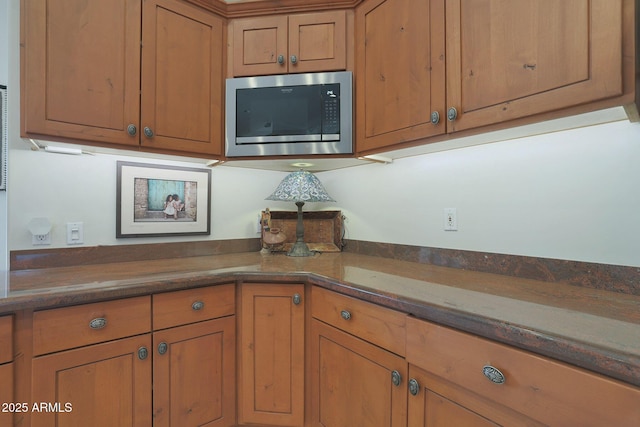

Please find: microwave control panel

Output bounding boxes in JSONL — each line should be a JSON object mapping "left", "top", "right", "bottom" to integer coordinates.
{"left": 321, "top": 84, "right": 340, "bottom": 135}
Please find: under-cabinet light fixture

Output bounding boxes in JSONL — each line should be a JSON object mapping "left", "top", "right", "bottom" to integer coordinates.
{"left": 29, "top": 139, "right": 91, "bottom": 155}
{"left": 290, "top": 162, "right": 314, "bottom": 168}
{"left": 358, "top": 154, "right": 393, "bottom": 164}
{"left": 206, "top": 159, "right": 225, "bottom": 167}
{"left": 44, "top": 146, "right": 83, "bottom": 155}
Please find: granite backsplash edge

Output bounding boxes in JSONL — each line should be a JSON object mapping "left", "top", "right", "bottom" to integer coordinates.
{"left": 343, "top": 239, "right": 640, "bottom": 296}
{"left": 9, "top": 238, "right": 639, "bottom": 295}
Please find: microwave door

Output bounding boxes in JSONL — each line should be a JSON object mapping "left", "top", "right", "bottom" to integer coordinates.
{"left": 235, "top": 85, "right": 322, "bottom": 144}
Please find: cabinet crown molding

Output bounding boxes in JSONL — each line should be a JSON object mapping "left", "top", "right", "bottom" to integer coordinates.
{"left": 192, "top": 0, "right": 363, "bottom": 17}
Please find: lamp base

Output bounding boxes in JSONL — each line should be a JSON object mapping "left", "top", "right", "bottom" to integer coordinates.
{"left": 287, "top": 241, "right": 315, "bottom": 257}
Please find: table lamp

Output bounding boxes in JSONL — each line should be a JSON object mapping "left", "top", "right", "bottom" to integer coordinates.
{"left": 266, "top": 170, "right": 335, "bottom": 257}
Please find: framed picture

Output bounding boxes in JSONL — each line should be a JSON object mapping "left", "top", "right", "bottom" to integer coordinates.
{"left": 116, "top": 161, "right": 211, "bottom": 238}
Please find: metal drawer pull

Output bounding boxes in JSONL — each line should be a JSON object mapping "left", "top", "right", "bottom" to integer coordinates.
{"left": 192, "top": 301, "right": 204, "bottom": 311}
{"left": 340, "top": 310, "right": 351, "bottom": 320}
{"left": 482, "top": 365, "right": 506, "bottom": 385}
{"left": 391, "top": 370, "right": 402, "bottom": 387}
{"left": 292, "top": 293, "right": 302, "bottom": 305}
{"left": 138, "top": 346, "right": 148, "bottom": 360}
{"left": 158, "top": 342, "right": 168, "bottom": 355}
{"left": 89, "top": 317, "right": 107, "bottom": 329}
{"left": 408, "top": 378, "right": 420, "bottom": 396}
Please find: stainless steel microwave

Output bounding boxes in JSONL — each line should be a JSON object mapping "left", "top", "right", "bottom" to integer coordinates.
{"left": 225, "top": 71, "right": 352, "bottom": 157}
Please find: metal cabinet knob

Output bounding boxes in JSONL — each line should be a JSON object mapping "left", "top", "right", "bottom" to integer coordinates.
{"left": 290, "top": 55, "right": 298, "bottom": 65}
{"left": 430, "top": 111, "right": 440, "bottom": 125}
{"left": 158, "top": 342, "right": 168, "bottom": 355}
{"left": 391, "top": 370, "right": 402, "bottom": 387}
{"left": 143, "top": 127, "right": 154, "bottom": 138}
{"left": 447, "top": 107, "right": 458, "bottom": 122}
{"left": 482, "top": 365, "right": 506, "bottom": 384}
{"left": 340, "top": 310, "right": 351, "bottom": 320}
{"left": 277, "top": 54, "right": 285, "bottom": 65}
{"left": 408, "top": 378, "right": 420, "bottom": 396}
{"left": 138, "top": 346, "right": 149, "bottom": 360}
{"left": 192, "top": 301, "right": 204, "bottom": 311}
{"left": 127, "top": 124, "right": 137, "bottom": 136}
{"left": 292, "top": 293, "right": 302, "bottom": 305}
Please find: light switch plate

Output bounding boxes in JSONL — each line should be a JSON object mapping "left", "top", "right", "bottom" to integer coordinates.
{"left": 66, "top": 222, "right": 84, "bottom": 245}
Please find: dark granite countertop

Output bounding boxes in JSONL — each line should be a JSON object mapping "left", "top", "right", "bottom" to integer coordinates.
{"left": 2, "top": 251, "right": 639, "bottom": 387}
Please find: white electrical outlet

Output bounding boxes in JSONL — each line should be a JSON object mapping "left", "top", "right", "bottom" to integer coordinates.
{"left": 444, "top": 208, "right": 457, "bottom": 231}
{"left": 32, "top": 233, "right": 51, "bottom": 245}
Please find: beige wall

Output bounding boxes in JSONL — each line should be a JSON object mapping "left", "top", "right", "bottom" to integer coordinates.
{"left": 322, "top": 120, "right": 640, "bottom": 267}
{"left": 2, "top": 0, "right": 639, "bottom": 268}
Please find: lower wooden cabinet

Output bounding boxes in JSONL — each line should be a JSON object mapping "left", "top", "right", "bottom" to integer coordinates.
{"left": 153, "top": 316, "right": 235, "bottom": 427}
{"left": 0, "top": 362, "right": 13, "bottom": 427}
{"left": 406, "top": 316, "right": 640, "bottom": 427}
{"left": 11, "top": 283, "right": 640, "bottom": 427}
{"left": 0, "top": 315, "right": 13, "bottom": 427}
{"left": 24, "top": 287, "right": 236, "bottom": 427}
{"left": 407, "top": 364, "right": 535, "bottom": 427}
{"left": 152, "top": 284, "right": 236, "bottom": 427}
{"left": 31, "top": 334, "right": 153, "bottom": 427}
{"left": 310, "top": 319, "right": 407, "bottom": 427}
{"left": 238, "top": 283, "right": 305, "bottom": 427}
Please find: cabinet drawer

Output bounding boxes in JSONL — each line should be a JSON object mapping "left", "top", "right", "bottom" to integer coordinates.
{"left": 311, "top": 286, "right": 406, "bottom": 356}
{"left": 153, "top": 284, "right": 235, "bottom": 330}
{"left": 406, "top": 316, "right": 640, "bottom": 427}
{"left": 33, "top": 296, "right": 151, "bottom": 356}
{"left": 0, "top": 315, "right": 13, "bottom": 364}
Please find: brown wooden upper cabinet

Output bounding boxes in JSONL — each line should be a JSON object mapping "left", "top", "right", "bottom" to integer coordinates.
{"left": 22, "top": 0, "right": 225, "bottom": 157}
{"left": 355, "top": 0, "right": 446, "bottom": 154}
{"left": 356, "top": 0, "right": 633, "bottom": 154}
{"left": 232, "top": 10, "right": 347, "bottom": 76}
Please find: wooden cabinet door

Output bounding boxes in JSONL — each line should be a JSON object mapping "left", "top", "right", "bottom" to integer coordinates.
{"left": 407, "top": 365, "right": 536, "bottom": 427}
{"left": 153, "top": 317, "right": 236, "bottom": 427}
{"left": 445, "top": 0, "right": 624, "bottom": 132}
{"left": 288, "top": 11, "right": 347, "bottom": 74}
{"left": 0, "top": 363, "right": 13, "bottom": 427}
{"left": 22, "top": 0, "right": 141, "bottom": 146}
{"left": 141, "top": 0, "right": 224, "bottom": 156}
{"left": 31, "top": 335, "right": 152, "bottom": 427}
{"left": 355, "top": 0, "right": 446, "bottom": 154}
{"left": 310, "top": 319, "right": 407, "bottom": 427}
{"left": 233, "top": 11, "right": 346, "bottom": 76}
{"left": 238, "top": 283, "right": 305, "bottom": 426}
{"left": 233, "top": 16, "right": 289, "bottom": 76}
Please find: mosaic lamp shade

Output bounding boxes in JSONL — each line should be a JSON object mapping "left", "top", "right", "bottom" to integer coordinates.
{"left": 266, "top": 170, "right": 335, "bottom": 256}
